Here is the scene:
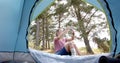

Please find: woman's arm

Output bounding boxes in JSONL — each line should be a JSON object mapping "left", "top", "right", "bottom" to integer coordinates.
{"left": 66, "top": 29, "right": 75, "bottom": 42}
{"left": 56, "top": 27, "right": 70, "bottom": 39}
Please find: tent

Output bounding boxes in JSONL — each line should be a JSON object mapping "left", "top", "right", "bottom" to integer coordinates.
{"left": 85, "top": 0, "right": 120, "bottom": 56}
{"left": 0, "top": 0, "right": 119, "bottom": 63}
{"left": 0, "top": 0, "right": 54, "bottom": 63}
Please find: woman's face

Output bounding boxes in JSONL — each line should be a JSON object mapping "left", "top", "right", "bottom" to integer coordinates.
{"left": 56, "top": 28, "right": 64, "bottom": 36}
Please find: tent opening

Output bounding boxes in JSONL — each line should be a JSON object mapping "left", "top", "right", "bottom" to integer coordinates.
{"left": 28, "top": 0, "right": 111, "bottom": 56}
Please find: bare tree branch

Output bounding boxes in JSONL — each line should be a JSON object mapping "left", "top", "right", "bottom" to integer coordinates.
{"left": 86, "top": 9, "right": 98, "bottom": 28}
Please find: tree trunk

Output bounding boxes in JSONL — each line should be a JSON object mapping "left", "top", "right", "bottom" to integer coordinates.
{"left": 42, "top": 18, "right": 45, "bottom": 50}
{"left": 34, "top": 20, "right": 40, "bottom": 49}
{"left": 83, "top": 36, "right": 94, "bottom": 54}
{"left": 75, "top": 7, "right": 94, "bottom": 54}
{"left": 58, "top": 14, "right": 62, "bottom": 28}
{"left": 45, "top": 18, "right": 49, "bottom": 49}
{"left": 48, "top": 40, "right": 50, "bottom": 49}
{"left": 58, "top": 18, "right": 61, "bottom": 28}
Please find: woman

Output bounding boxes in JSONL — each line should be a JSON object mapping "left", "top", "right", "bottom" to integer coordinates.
{"left": 54, "top": 27, "right": 80, "bottom": 56}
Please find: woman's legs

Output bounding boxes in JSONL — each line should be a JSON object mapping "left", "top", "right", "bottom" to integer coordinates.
{"left": 64, "top": 42, "right": 80, "bottom": 55}
{"left": 73, "top": 43, "right": 81, "bottom": 55}
{"left": 55, "top": 47, "right": 71, "bottom": 55}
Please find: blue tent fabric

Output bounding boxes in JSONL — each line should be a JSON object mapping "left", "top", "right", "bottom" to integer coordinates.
{"left": 85, "top": 0, "right": 120, "bottom": 55}
{"left": 31, "top": 0, "right": 54, "bottom": 21}
{"left": 0, "top": 0, "right": 54, "bottom": 52}
{"left": 97, "top": 0, "right": 116, "bottom": 54}
{"left": 99, "top": 0, "right": 120, "bottom": 55}
{"left": 16, "top": 0, "right": 37, "bottom": 52}
{"left": 0, "top": 0, "right": 120, "bottom": 62}
{"left": 0, "top": 0, "right": 25, "bottom": 52}
{"left": 84, "top": 0, "right": 103, "bottom": 11}
{"left": 0, "top": 0, "right": 35, "bottom": 52}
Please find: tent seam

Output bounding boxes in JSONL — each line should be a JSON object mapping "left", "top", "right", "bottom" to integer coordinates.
{"left": 103, "top": 0, "right": 118, "bottom": 57}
